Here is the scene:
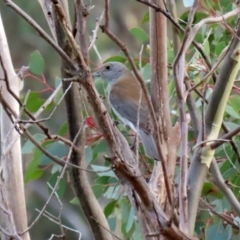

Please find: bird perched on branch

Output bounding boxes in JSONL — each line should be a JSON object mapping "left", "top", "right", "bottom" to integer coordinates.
{"left": 92, "top": 62, "right": 159, "bottom": 161}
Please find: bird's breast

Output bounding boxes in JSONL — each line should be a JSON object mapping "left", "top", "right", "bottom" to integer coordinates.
{"left": 107, "top": 85, "right": 137, "bottom": 132}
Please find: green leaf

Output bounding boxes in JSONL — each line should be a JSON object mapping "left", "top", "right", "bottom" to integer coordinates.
{"left": 54, "top": 77, "right": 63, "bottom": 104}
{"left": 54, "top": 76, "right": 62, "bottom": 88}
{"left": 94, "top": 78, "right": 107, "bottom": 96}
{"left": 230, "top": 174, "right": 240, "bottom": 197}
{"left": 95, "top": 176, "right": 110, "bottom": 184}
{"left": 141, "top": 11, "right": 149, "bottom": 24}
{"left": 203, "top": 39, "right": 210, "bottom": 60}
{"left": 223, "top": 122, "right": 239, "bottom": 131}
{"left": 168, "top": 79, "right": 175, "bottom": 97}
{"left": 126, "top": 206, "right": 135, "bottom": 232}
{"left": 29, "top": 50, "right": 45, "bottom": 75}
{"left": 22, "top": 133, "right": 45, "bottom": 154}
{"left": 93, "top": 140, "right": 108, "bottom": 154}
{"left": 85, "top": 146, "right": 93, "bottom": 166}
{"left": 202, "top": 182, "right": 223, "bottom": 198}
{"left": 215, "top": 42, "right": 226, "bottom": 56}
{"left": 51, "top": 164, "right": 62, "bottom": 174}
{"left": 24, "top": 92, "right": 45, "bottom": 113}
{"left": 120, "top": 198, "right": 130, "bottom": 224}
{"left": 91, "top": 165, "right": 115, "bottom": 177}
{"left": 132, "top": 222, "right": 143, "bottom": 240}
{"left": 216, "top": 144, "right": 234, "bottom": 163}
{"left": 92, "top": 176, "right": 110, "bottom": 198}
{"left": 58, "top": 122, "right": 68, "bottom": 136}
{"left": 40, "top": 142, "right": 68, "bottom": 165}
{"left": 225, "top": 105, "right": 240, "bottom": 119}
{"left": 70, "top": 197, "right": 79, "bottom": 205}
{"left": 107, "top": 217, "right": 116, "bottom": 231}
{"left": 228, "top": 95, "right": 240, "bottom": 115}
{"left": 129, "top": 27, "right": 149, "bottom": 43}
{"left": 92, "top": 184, "right": 108, "bottom": 198}
{"left": 104, "top": 185, "right": 121, "bottom": 199}
{"left": 108, "top": 177, "right": 118, "bottom": 184}
{"left": 206, "top": 222, "right": 232, "bottom": 240}
{"left": 142, "top": 63, "right": 150, "bottom": 81}
{"left": 104, "top": 55, "right": 126, "bottom": 63}
{"left": 27, "top": 169, "right": 44, "bottom": 182}
{"left": 24, "top": 148, "right": 43, "bottom": 183}
{"left": 104, "top": 200, "right": 117, "bottom": 218}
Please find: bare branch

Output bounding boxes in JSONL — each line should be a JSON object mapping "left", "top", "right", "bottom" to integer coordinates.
{"left": 211, "top": 126, "right": 240, "bottom": 149}
{"left": 88, "top": 11, "right": 105, "bottom": 51}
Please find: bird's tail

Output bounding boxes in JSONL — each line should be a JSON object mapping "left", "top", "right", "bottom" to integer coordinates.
{"left": 138, "top": 129, "right": 159, "bottom": 161}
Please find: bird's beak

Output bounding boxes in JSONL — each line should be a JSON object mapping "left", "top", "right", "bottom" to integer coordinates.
{"left": 92, "top": 71, "right": 101, "bottom": 79}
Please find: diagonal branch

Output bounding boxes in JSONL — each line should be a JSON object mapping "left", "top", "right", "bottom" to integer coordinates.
{"left": 210, "top": 159, "right": 240, "bottom": 217}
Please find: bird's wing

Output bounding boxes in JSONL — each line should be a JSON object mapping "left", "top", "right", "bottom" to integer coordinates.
{"left": 109, "top": 91, "right": 152, "bottom": 134}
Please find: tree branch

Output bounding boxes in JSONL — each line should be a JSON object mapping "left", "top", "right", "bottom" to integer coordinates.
{"left": 210, "top": 159, "right": 240, "bottom": 217}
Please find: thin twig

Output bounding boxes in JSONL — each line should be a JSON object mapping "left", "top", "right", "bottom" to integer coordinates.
{"left": 22, "top": 82, "right": 71, "bottom": 126}
{"left": 211, "top": 125, "right": 240, "bottom": 149}
{"left": 88, "top": 11, "right": 105, "bottom": 51}
{"left": 210, "top": 159, "right": 240, "bottom": 217}
{"left": 36, "top": 210, "right": 82, "bottom": 240}
{"left": 47, "top": 183, "right": 64, "bottom": 236}
{"left": 0, "top": 202, "right": 22, "bottom": 240}
{"left": 24, "top": 82, "right": 63, "bottom": 128}
{"left": 199, "top": 198, "right": 240, "bottom": 230}
{"left": 193, "top": 139, "right": 230, "bottom": 150}
{"left": 186, "top": 43, "right": 231, "bottom": 94}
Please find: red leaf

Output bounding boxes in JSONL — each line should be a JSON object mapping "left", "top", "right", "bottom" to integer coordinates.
{"left": 86, "top": 116, "right": 96, "bottom": 129}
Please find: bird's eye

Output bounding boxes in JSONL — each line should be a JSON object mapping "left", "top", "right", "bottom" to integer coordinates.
{"left": 105, "top": 65, "right": 111, "bottom": 70}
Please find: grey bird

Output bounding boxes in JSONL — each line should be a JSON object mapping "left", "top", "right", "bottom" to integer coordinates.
{"left": 92, "top": 62, "right": 159, "bottom": 160}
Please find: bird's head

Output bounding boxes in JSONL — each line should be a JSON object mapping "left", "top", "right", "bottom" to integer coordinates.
{"left": 92, "top": 62, "right": 128, "bottom": 86}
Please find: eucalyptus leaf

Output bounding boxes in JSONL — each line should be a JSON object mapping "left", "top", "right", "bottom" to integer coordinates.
{"left": 29, "top": 50, "right": 45, "bottom": 75}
